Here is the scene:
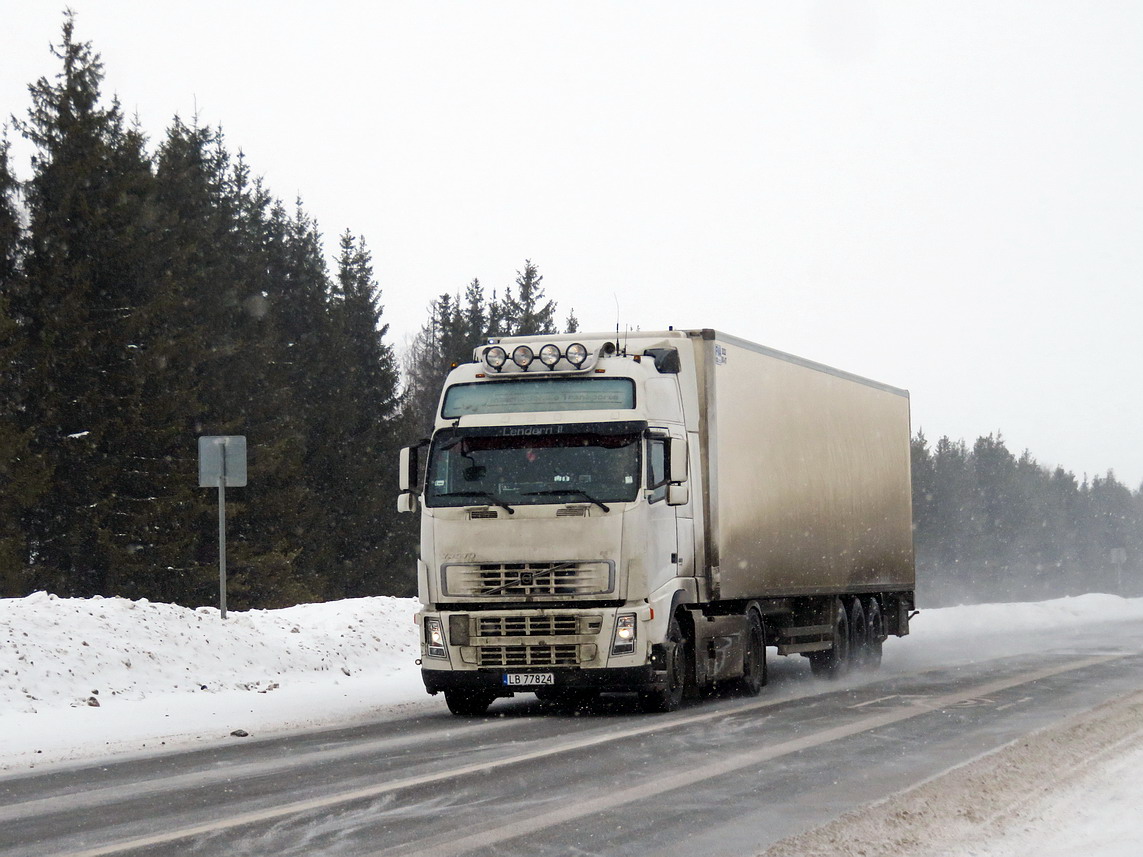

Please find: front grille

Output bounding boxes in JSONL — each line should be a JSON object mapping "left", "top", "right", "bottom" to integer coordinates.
{"left": 443, "top": 560, "right": 614, "bottom": 598}
{"left": 477, "top": 615, "right": 580, "bottom": 637}
{"left": 477, "top": 644, "right": 581, "bottom": 668}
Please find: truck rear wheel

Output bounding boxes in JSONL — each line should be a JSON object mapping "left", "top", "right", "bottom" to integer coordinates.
{"left": 809, "top": 598, "right": 850, "bottom": 679}
{"left": 444, "top": 689, "right": 495, "bottom": 716}
{"left": 860, "top": 597, "right": 884, "bottom": 670}
{"left": 848, "top": 597, "right": 867, "bottom": 666}
{"left": 735, "top": 611, "right": 767, "bottom": 696}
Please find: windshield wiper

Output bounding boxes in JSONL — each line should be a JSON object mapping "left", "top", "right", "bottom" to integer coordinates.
{"left": 524, "top": 489, "right": 611, "bottom": 513}
{"left": 435, "top": 491, "right": 515, "bottom": 514}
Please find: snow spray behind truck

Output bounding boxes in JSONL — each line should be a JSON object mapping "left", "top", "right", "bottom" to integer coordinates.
{"left": 398, "top": 329, "right": 914, "bottom": 715}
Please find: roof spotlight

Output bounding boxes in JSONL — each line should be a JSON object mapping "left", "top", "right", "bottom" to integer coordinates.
{"left": 484, "top": 346, "right": 508, "bottom": 371}
{"left": 539, "top": 344, "right": 562, "bottom": 368}
{"left": 566, "top": 342, "right": 589, "bottom": 367}
{"left": 511, "top": 345, "right": 535, "bottom": 368}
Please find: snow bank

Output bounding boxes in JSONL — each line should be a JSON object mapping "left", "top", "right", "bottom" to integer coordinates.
{"left": 0, "top": 593, "right": 425, "bottom": 771}
{"left": 911, "top": 591, "right": 1143, "bottom": 639}
{"left": 1, "top": 592, "right": 419, "bottom": 714}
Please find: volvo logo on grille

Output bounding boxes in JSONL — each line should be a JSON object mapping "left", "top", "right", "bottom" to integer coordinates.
{"left": 519, "top": 572, "right": 535, "bottom": 585}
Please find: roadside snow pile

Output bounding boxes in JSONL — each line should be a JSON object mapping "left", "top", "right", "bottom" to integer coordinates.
{"left": 912, "top": 592, "right": 1143, "bottom": 638}
{"left": 1, "top": 592, "right": 419, "bottom": 714}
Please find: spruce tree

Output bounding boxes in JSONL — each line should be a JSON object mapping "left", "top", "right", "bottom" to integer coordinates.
{"left": 320, "top": 231, "right": 411, "bottom": 595}
{"left": 909, "top": 431, "right": 936, "bottom": 577}
{"left": 15, "top": 12, "right": 159, "bottom": 596}
{"left": 970, "top": 434, "right": 1020, "bottom": 597}
{"left": 211, "top": 168, "right": 315, "bottom": 607}
{"left": 0, "top": 136, "right": 49, "bottom": 595}
{"left": 122, "top": 116, "right": 239, "bottom": 604}
{"left": 498, "top": 259, "right": 557, "bottom": 336}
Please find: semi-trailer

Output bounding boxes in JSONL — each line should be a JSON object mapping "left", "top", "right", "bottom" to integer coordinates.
{"left": 398, "top": 328, "right": 914, "bottom": 715}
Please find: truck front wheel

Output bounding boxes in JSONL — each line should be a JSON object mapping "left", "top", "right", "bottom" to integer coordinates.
{"left": 639, "top": 615, "right": 687, "bottom": 713}
{"left": 444, "top": 689, "right": 495, "bottom": 716}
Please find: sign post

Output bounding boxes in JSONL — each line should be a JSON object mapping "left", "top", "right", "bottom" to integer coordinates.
{"left": 198, "top": 436, "right": 247, "bottom": 619}
{"left": 1110, "top": 548, "right": 1128, "bottom": 594}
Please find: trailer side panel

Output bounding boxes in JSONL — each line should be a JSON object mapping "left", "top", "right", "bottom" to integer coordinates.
{"left": 695, "top": 331, "right": 914, "bottom": 600}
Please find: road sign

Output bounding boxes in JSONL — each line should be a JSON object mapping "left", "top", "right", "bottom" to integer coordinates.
{"left": 198, "top": 436, "right": 247, "bottom": 619}
{"left": 198, "top": 436, "right": 247, "bottom": 487}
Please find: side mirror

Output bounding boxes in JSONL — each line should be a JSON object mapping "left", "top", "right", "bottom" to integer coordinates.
{"left": 399, "top": 446, "right": 416, "bottom": 492}
{"left": 667, "top": 484, "right": 689, "bottom": 507}
{"left": 397, "top": 492, "right": 419, "bottom": 514}
{"left": 669, "top": 435, "right": 688, "bottom": 483}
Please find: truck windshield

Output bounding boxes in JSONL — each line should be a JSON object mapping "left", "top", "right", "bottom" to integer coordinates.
{"left": 424, "top": 425, "right": 642, "bottom": 509}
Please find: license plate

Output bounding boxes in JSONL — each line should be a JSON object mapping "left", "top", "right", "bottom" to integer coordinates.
{"left": 503, "top": 672, "right": 555, "bottom": 687}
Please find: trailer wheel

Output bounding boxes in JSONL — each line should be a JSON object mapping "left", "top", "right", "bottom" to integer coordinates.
{"left": 848, "top": 597, "right": 867, "bottom": 667}
{"left": 639, "top": 615, "right": 687, "bottom": 713}
{"left": 861, "top": 597, "right": 884, "bottom": 670}
{"left": 809, "top": 599, "right": 850, "bottom": 679}
{"left": 735, "top": 611, "right": 768, "bottom": 696}
{"left": 444, "top": 689, "right": 495, "bottom": 716}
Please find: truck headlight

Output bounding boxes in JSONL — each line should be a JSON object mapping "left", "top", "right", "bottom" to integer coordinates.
{"left": 611, "top": 613, "right": 637, "bottom": 656}
{"left": 424, "top": 617, "right": 448, "bottom": 659}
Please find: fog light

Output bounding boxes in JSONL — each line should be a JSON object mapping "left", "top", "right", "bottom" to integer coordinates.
{"left": 539, "top": 343, "right": 562, "bottom": 368}
{"left": 512, "top": 345, "right": 534, "bottom": 368}
{"left": 611, "top": 613, "right": 637, "bottom": 656}
{"left": 566, "top": 342, "right": 589, "bottom": 367}
{"left": 484, "top": 346, "right": 507, "bottom": 371}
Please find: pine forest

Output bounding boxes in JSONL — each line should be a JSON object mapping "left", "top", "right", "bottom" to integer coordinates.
{"left": 2, "top": 18, "right": 1140, "bottom": 609}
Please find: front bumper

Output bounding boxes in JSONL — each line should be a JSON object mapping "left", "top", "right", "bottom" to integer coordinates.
{"left": 422, "top": 664, "right": 661, "bottom": 696}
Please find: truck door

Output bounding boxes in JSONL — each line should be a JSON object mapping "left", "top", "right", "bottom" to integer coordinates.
{"left": 646, "top": 433, "right": 680, "bottom": 590}
{"left": 672, "top": 429, "right": 696, "bottom": 580}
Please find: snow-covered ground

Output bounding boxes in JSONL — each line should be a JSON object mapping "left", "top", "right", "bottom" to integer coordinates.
{"left": 3, "top": 592, "right": 1143, "bottom": 856}
{"left": 1, "top": 593, "right": 427, "bottom": 772}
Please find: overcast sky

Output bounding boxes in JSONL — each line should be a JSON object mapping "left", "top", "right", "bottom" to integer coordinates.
{"left": 4, "top": 2, "right": 1142, "bottom": 486}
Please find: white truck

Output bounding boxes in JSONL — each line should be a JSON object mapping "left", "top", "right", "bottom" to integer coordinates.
{"left": 398, "top": 329, "right": 914, "bottom": 715}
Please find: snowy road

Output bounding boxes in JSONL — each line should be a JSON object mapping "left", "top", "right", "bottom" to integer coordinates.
{"left": 3, "top": 599, "right": 1143, "bottom": 857}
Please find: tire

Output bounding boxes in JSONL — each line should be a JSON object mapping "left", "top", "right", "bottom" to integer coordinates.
{"left": 848, "top": 597, "right": 867, "bottom": 668}
{"left": 735, "top": 611, "right": 767, "bottom": 696}
{"left": 639, "top": 615, "right": 687, "bottom": 713}
{"left": 861, "top": 597, "right": 884, "bottom": 671}
{"left": 809, "top": 598, "right": 850, "bottom": 679}
{"left": 444, "top": 689, "right": 495, "bottom": 716}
